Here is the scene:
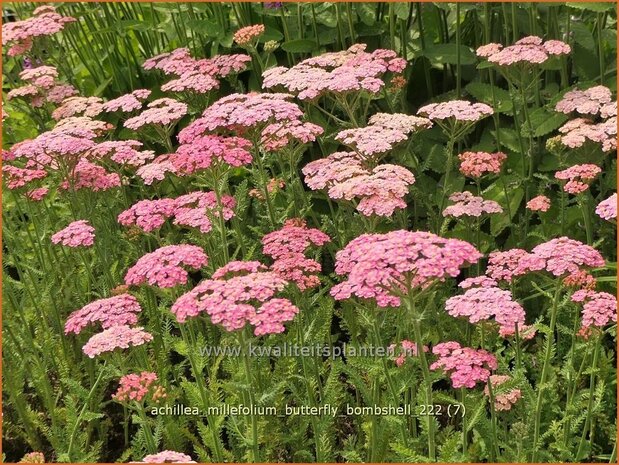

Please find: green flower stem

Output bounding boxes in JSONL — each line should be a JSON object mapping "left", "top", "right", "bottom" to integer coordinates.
{"left": 485, "top": 378, "right": 501, "bottom": 461}
{"left": 135, "top": 402, "right": 158, "bottom": 455}
{"left": 407, "top": 296, "right": 436, "bottom": 461}
{"left": 576, "top": 334, "right": 601, "bottom": 459}
{"left": 253, "top": 140, "right": 277, "bottom": 228}
{"left": 531, "top": 280, "right": 562, "bottom": 460}
{"left": 239, "top": 328, "right": 260, "bottom": 462}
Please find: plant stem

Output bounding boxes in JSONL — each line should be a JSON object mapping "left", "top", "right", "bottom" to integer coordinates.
{"left": 576, "top": 334, "right": 601, "bottom": 459}
{"left": 239, "top": 329, "right": 260, "bottom": 462}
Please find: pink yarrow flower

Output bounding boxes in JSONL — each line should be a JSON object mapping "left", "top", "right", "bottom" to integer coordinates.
{"left": 484, "top": 375, "right": 522, "bottom": 411}
{"left": 331, "top": 230, "right": 481, "bottom": 307}
{"left": 171, "top": 261, "right": 299, "bottom": 335}
{"left": 555, "top": 164, "right": 601, "bottom": 194}
{"left": 170, "top": 135, "right": 252, "bottom": 175}
{"left": 558, "top": 117, "right": 617, "bottom": 152}
{"left": 51, "top": 220, "right": 95, "bottom": 247}
{"left": 113, "top": 372, "right": 166, "bottom": 403}
{"left": 82, "top": 325, "right": 153, "bottom": 358}
{"left": 572, "top": 289, "right": 617, "bottom": 330}
{"left": 65, "top": 293, "right": 143, "bottom": 335}
{"left": 233, "top": 24, "right": 265, "bottom": 46}
{"left": 595, "top": 193, "right": 617, "bottom": 221}
{"left": 389, "top": 340, "right": 429, "bottom": 367}
{"left": 125, "top": 245, "right": 209, "bottom": 288}
{"left": 526, "top": 195, "right": 551, "bottom": 212}
{"left": 417, "top": 100, "right": 493, "bottom": 122}
{"left": 458, "top": 151, "right": 507, "bottom": 178}
{"left": 531, "top": 237, "right": 605, "bottom": 277}
{"left": 477, "top": 36, "right": 570, "bottom": 66}
{"left": 443, "top": 191, "right": 503, "bottom": 218}
{"left": 102, "top": 89, "right": 151, "bottom": 113}
{"left": 430, "top": 341, "right": 498, "bottom": 389}
{"left": 555, "top": 86, "right": 613, "bottom": 116}
{"left": 124, "top": 98, "right": 188, "bottom": 130}
{"left": 137, "top": 451, "right": 196, "bottom": 463}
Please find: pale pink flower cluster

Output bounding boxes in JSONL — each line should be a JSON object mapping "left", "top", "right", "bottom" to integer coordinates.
{"left": 555, "top": 85, "right": 614, "bottom": 116}
{"left": 90, "top": 140, "right": 155, "bottom": 167}
{"left": 138, "top": 451, "right": 196, "bottom": 463}
{"left": 487, "top": 238, "right": 604, "bottom": 281}
{"left": 458, "top": 151, "right": 507, "bottom": 178}
{"left": 596, "top": 193, "right": 617, "bottom": 221}
{"left": 262, "top": 219, "right": 330, "bottom": 290}
{"left": 179, "top": 93, "right": 304, "bottom": 140}
{"left": 430, "top": 341, "right": 498, "bottom": 389}
{"left": 19, "top": 452, "right": 45, "bottom": 463}
{"left": 526, "top": 195, "right": 551, "bottom": 212}
{"left": 125, "top": 244, "right": 209, "bottom": 288}
{"left": 262, "top": 43, "right": 406, "bottom": 100}
{"left": 102, "top": 89, "right": 151, "bottom": 113}
{"left": 261, "top": 120, "right": 324, "bottom": 151}
{"left": 52, "top": 96, "right": 104, "bottom": 120}
{"left": 118, "top": 191, "right": 235, "bottom": 234}
{"left": 144, "top": 47, "right": 250, "bottom": 95}
{"left": 555, "top": 164, "right": 601, "bottom": 194}
{"left": 82, "top": 325, "right": 153, "bottom": 358}
{"left": 65, "top": 294, "right": 143, "bottom": 335}
{"left": 51, "top": 220, "right": 95, "bottom": 247}
{"left": 443, "top": 191, "right": 503, "bottom": 218}
{"left": 389, "top": 340, "right": 428, "bottom": 367}
{"left": 417, "top": 100, "right": 493, "bottom": 122}
{"left": 233, "top": 24, "right": 265, "bottom": 45}
{"left": 113, "top": 372, "right": 166, "bottom": 403}
{"left": 331, "top": 230, "right": 481, "bottom": 307}
{"left": 484, "top": 375, "right": 522, "bottom": 411}
{"left": 335, "top": 113, "right": 431, "bottom": 159}
{"left": 476, "top": 36, "right": 570, "bottom": 66}
{"left": 558, "top": 117, "right": 617, "bottom": 152}
{"left": 2, "top": 5, "right": 76, "bottom": 56}
{"left": 446, "top": 278, "right": 528, "bottom": 338}
{"left": 303, "top": 151, "right": 415, "bottom": 217}
{"left": 124, "top": 98, "right": 188, "bottom": 130}
{"left": 8, "top": 65, "right": 78, "bottom": 107}
{"left": 171, "top": 261, "right": 299, "bottom": 336}
{"left": 135, "top": 161, "right": 177, "bottom": 185}
{"left": 572, "top": 289, "right": 617, "bottom": 330}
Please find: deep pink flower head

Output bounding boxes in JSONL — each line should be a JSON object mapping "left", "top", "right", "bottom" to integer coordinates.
{"left": 113, "top": 372, "right": 166, "bottom": 403}
{"left": 486, "top": 248, "right": 544, "bottom": 282}
{"left": 555, "top": 164, "right": 601, "bottom": 194}
{"left": 3, "top": 165, "right": 48, "bottom": 190}
{"left": 65, "top": 294, "right": 143, "bottom": 335}
{"left": 170, "top": 135, "right": 252, "bottom": 175}
{"left": 51, "top": 220, "right": 95, "bottom": 247}
{"left": 443, "top": 191, "right": 503, "bottom": 218}
{"left": 572, "top": 289, "right": 617, "bottom": 330}
{"left": 172, "top": 191, "right": 236, "bottom": 234}
{"left": 125, "top": 245, "right": 209, "bottom": 288}
{"left": 172, "top": 260, "right": 298, "bottom": 335}
{"left": 430, "top": 341, "right": 497, "bottom": 389}
{"left": 61, "top": 158, "right": 121, "bottom": 192}
{"left": 26, "top": 186, "right": 49, "bottom": 201}
{"left": 526, "top": 195, "right": 551, "bottom": 212}
{"left": 82, "top": 325, "right": 153, "bottom": 358}
{"left": 596, "top": 193, "right": 617, "bottom": 221}
{"left": 124, "top": 98, "right": 188, "bottom": 130}
{"left": 262, "top": 44, "right": 406, "bottom": 100}
{"left": 531, "top": 237, "right": 605, "bottom": 277}
{"left": 558, "top": 117, "right": 617, "bottom": 152}
{"left": 389, "top": 339, "right": 429, "bottom": 367}
{"left": 458, "top": 151, "right": 507, "bottom": 178}
{"left": 484, "top": 375, "right": 522, "bottom": 411}
{"left": 138, "top": 451, "right": 196, "bottom": 463}
{"left": 555, "top": 86, "right": 613, "bottom": 116}
{"left": 233, "top": 24, "right": 265, "bottom": 45}
{"left": 117, "top": 198, "right": 177, "bottom": 232}
{"left": 331, "top": 230, "right": 481, "bottom": 307}
{"left": 179, "top": 93, "right": 303, "bottom": 140}
{"left": 563, "top": 269, "right": 597, "bottom": 290}
{"left": 262, "top": 218, "right": 331, "bottom": 260}
{"left": 417, "top": 100, "right": 493, "bottom": 122}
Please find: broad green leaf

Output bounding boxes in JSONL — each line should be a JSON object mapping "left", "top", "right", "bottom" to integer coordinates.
{"left": 281, "top": 39, "right": 318, "bottom": 53}
{"left": 465, "top": 82, "right": 513, "bottom": 113}
{"left": 520, "top": 108, "right": 569, "bottom": 137}
{"left": 571, "top": 21, "right": 595, "bottom": 51}
{"left": 424, "top": 44, "right": 477, "bottom": 65}
{"left": 355, "top": 3, "right": 376, "bottom": 25}
{"left": 567, "top": 2, "right": 615, "bottom": 12}
{"left": 490, "top": 186, "right": 524, "bottom": 236}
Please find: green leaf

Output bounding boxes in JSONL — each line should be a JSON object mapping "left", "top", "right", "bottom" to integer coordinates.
{"left": 571, "top": 21, "right": 596, "bottom": 51}
{"left": 281, "top": 39, "right": 318, "bottom": 53}
{"left": 424, "top": 43, "right": 476, "bottom": 65}
{"left": 355, "top": 3, "right": 376, "bottom": 25}
{"left": 186, "top": 19, "right": 223, "bottom": 38}
{"left": 567, "top": 2, "right": 615, "bottom": 12}
{"left": 465, "top": 82, "right": 513, "bottom": 113}
{"left": 520, "top": 108, "right": 569, "bottom": 137}
{"left": 490, "top": 186, "right": 524, "bottom": 236}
